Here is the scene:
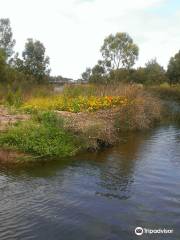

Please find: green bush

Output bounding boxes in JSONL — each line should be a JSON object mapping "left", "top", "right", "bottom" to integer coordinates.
{"left": 0, "top": 111, "right": 82, "bottom": 158}
{"left": 149, "top": 84, "right": 180, "bottom": 101}
{"left": 5, "top": 86, "right": 23, "bottom": 107}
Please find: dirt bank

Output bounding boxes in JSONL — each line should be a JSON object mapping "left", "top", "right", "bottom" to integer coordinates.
{"left": 55, "top": 108, "right": 120, "bottom": 150}
{"left": 0, "top": 107, "right": 29, "bottom": 131}
{"left": 0, "top": 107, "right": 30, "bottom": 164}
{"left": 0, "top": 149, "right": 31, "bottom": 165}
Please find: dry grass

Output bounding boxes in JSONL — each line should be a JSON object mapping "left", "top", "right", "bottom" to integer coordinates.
{"left": 55, "top": 108, "right": 119, "bottom": 150}
{"left": 149, "top": 83, "right": 180, "bottom": 102}
{"left": 0, "top": 84, "right": 162, "bottom": 155}
{"left": 55, "top": 88, "right": 162, "bottom": 150}
{"left": 0, "top": 107, "right": 29, "bottom": 131}
{"left": 62, "top": 84, "right": 162, "bottom": 130}
{"left": 115, "top": 94, "right": 161, "bottom": 130}
{"left": 63, "top": 83, "right": 147, "bottom": 100}
{"left": 22, "top": 84, "right": 162, "bottom": 149}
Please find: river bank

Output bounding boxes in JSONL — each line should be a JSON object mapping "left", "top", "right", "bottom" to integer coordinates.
{"left": 0, "top": 84, "right": 170, "bottom": 165}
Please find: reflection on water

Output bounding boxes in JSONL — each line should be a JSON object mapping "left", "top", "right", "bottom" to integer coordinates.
{"left": 0, "top": 124, "right": 180, "bottom": 239}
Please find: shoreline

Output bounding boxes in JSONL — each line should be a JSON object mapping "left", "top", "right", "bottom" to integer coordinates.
{"left": 2, "top": 83, "right": 179, "bottom": 166}
{"left": 0, "top": 106, "right": 162, "bottom": 165}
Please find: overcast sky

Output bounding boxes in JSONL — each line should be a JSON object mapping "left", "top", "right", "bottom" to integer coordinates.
{"left": 0, "top": 0, "right": 179, "bottom": 79}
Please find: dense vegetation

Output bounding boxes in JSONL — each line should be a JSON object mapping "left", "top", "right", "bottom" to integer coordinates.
{"left": 0, "top": 111, "right": 81, "bottom": 158}
{"left": 0, "top": 18, "right": 180, "bottom": 163}
{"left": 0, "top": 84, "right": 162, "bottom": 161}
{"left": 0, "top": 18, "right": 50, "bottom": 90}
{"left": 81, "top": 33, "right": 179, "bottom": 86}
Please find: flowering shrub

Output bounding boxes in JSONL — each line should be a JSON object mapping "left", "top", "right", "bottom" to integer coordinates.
{"left": 22, "top": 95, "right": 131, "bottom": 113}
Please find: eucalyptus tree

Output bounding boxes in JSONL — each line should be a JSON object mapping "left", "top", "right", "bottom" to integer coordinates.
{"left": 100, "top": 32, "right": 139, "bottom": 71}
{"left": 0, "top": 18, "right": 16, "bottom": 58}
{"left": 167, "top": 51, "right": 180, "bottom": 84}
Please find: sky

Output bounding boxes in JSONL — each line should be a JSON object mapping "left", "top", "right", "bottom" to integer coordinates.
{"left": 0, "top": 0, "right": 180, "bottom": 79}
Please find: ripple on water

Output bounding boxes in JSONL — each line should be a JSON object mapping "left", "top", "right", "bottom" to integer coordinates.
{"left": 0, "top": 125, "right": 180, "bottom": 239}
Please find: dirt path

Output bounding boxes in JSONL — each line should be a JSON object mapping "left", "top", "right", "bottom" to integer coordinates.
{"left": 0, "top": 107, "right": 29, "bottom": 131}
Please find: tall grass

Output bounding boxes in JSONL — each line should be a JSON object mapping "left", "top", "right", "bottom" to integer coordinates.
{"left": 21, "top": 83, "right": 162, "bottom": 129}
{"left": 114, "top": 94, "right": 161, "bottom": 131}
{"left": 0, "top": 83, "right": 163, "bottom": 159}
{"left": 0, "top": 82, "right": 54, "bottom": 107}
{"left": 63, "top": 83, "right": 144, "bottom": 98}
{"left": 149, "top": 83, "right": 180, "bottom": 102}
{"left": 62, "top": 84, "right": 162, "bottom": 131}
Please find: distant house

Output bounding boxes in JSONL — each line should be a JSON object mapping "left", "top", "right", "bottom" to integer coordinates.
{"left": 76, "top": 79, "right": 88, "bottom": 84}
{"left": 49, "top": 76, "right": 74, "bottom": 85}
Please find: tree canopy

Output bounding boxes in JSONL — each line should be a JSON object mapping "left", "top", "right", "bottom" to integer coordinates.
{"left": 82, "top": 68, "right": 91, "bottom": 82}
{"left": 0, "top": 18, "right": 51, "bottom": 84}
{"left": 167, "top": 51, "right": 180, "bottom": 84}
{"left": 100, "top": 32, "right": 139, "bottom": 71}
{"left": 144, "top": 59, "right": 167, "bottom": 84}
{"left": 13, "top": 39, "right": 50, "bottom": 82}
{"left": 0, "top": 18, "right": 15, "bottom": 58}
{"left": 0, "top": 48, "right": 7, "bottom": 81}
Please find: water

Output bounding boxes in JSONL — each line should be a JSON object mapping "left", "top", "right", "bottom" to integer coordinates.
{"left": 0, "top": 124, "right": 180, "bottom": 239}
